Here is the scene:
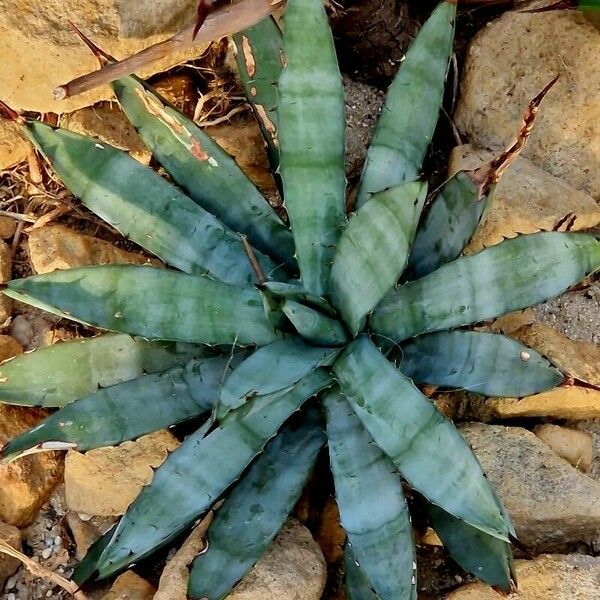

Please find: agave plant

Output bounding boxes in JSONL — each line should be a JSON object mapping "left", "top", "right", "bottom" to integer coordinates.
{"left": 1, "top": 1, "right": 599, "bottom": 598}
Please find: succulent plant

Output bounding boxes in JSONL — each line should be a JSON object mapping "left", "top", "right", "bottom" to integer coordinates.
{"left": 1, "top": 1, "right": 599, "bottom": 598}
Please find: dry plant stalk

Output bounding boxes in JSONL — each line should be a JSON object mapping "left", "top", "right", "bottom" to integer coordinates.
{"left": 55, "top": 0, "right": 287, "bottom": 100}
{"left": 0, "top": 539, "right": 88, "bottom": 600}
{"left": 153, "top": 510, "right": 215, "bottom": 600}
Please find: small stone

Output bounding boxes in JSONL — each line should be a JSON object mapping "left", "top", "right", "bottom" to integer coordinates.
{"left": 455, "top": 11, "right": 600, "bottom": 199}
{"left": 447, "top": 554, "right": 600, "bottom": 599}
{"left": 534, "top": 424, "right": 593, "bottom": 472}
{"left": 0, "top": 521, "right": 21, "bottom": 588}
{"left": 0, "top": 405, "right": 63, "bottom": 526}
{"left": 449, "top": 146, "right": 600, "bottom": 253}
{"left": 102, "top": 571, "right": 155, "bottom": 600}
{"left": 461, "top": 423, "right": 600, "bottom": 550}
{"left": 61, "top": 103, "right": 151, "bottom": 164}
{"left": 0, "top": 217, "right": 17, "bottom": 240}
{"left": 65, "top": 430, "right": 180, "bottom": 516}
{"left": 228, "top": 519, "right": 326, "bottom": 600}
{"left": 0, "top": 120, "right": 29, "bottom": 170}
{"left": 9, "top": 313, "right": 53, "bottom": 351}
{"left": 205, "top": 115, "right": 277, "bottom": 201}
{"left": 40, "top": 546, "right": 52, "bottom": 560}
{"left": 27, "top": 225, "right": 160, "bottom": 274}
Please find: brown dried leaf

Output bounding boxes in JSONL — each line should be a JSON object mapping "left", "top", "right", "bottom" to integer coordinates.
{"left": 153, "top": 511, "right": 214, "bottom": 600}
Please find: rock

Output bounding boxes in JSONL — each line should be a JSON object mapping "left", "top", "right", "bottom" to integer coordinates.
{"left": 0, "top": 405, "right": 63, "bottom": 526}
{"left": 0, "top": 217, "right": 17, "bottom": 240}
{"left": 27, "top": 225, "right": 160, "bottom": 274}
{"left": 228, "top": 519, "right": 326, "bottom": 600}
{"left": 461, "top": 423, "right": 600, "bottom": 549}
{"left": 61, "top": 103, "right": 151, "bottom": 164}
{"left": 447, "top": 554, "right": 600, "bottom": 599}
{"left": 0, "top": 521, "right": 21, "bottom": 588}
{"left": 534, "top": 424, "right": 593, "bottom": 472}
{"left": 0, "top": 0, "right": 208, "bottom": 113}
{"left": 102, "top": 571, "right": 155, "bottom": 600}
{"left": 0, "top": 336, "right": 22, "bottom": 363}
{"left": 473, "top": 386, "right": 600, "bottom": 421}
{"left": 64, "top": 430, "right": 180, "bottom": 516}
{"left": 449, "top": 145, "right": 600, "bottom": 253}
{"left": 455, "top": 11, "right": 600, "bottom": 199}
{"left": 205, "top": 115, "right": 278, "bottom": 202}
{"left": 65, "top": 512, "right": 101, "bottom": 560}
{"left": 153, "top": 73, "right": 199, "bottom": 117}
{"left": 0, "top": 120, "right": 29, "bottom": 170}
{"left": 9, "top": 313, "right": 53, "bottom": 351}
{"left": 509, "top": 323, "right": 600, "bottom": 387}
{"left": 0, "top": 239, "right": 12, "bottom": 323}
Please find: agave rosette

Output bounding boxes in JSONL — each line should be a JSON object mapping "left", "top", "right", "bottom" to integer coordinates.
{"left": 0, "top": 1, "right": 598, "bottom": 598}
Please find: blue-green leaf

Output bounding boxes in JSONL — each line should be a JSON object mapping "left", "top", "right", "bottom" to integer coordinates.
{"left": 333, "top": 336, "right": 509, "bottom": 541}
{"left": 278, "top": 0, "right": 346, "bottom": 295}
{"left": 90, "top": 369, "right": 332, "bottom": 579}
{"left": 427, "top": 503, "right": 515, "bottom": 592}
{"left": 371, "top": 233, "right": 600, "bottom": 343}
{"left": 233, "top": 16, "right": 283, "bottom": 170}
{"left": 325, "top": 390, "right": 417, "bottom": 600}
{"left": 397, "top": 330, "right": 563, "bottom": 396}
{"left": 1, "top": 354, "right": 245, "bottom": 461}
{"left": 330, "top": 182, "right": 427, "bottom": 334}
{"left": 409, "top": 172, "right": 492, "bottom": 278}
{"left": 0, "top": 334, "right": 208, "bottom": 408}
{"left": 22, "top": 121, "right": 283, "bottom": 284}
{"left": 355, "top": 1, "right": 456, "bottom": 208}
{"left": 4, "top": 266, "right": 278, "bottom": 347}
{"left": 218, "top": 339, "right": 339, "bottom": 417}
{"left": 188, "top": 408, "right": 325, "bottom": 600}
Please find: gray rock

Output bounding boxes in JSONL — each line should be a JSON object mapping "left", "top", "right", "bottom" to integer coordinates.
{"left": 460, "top": 423, "right": 600, "bottom": 550}
{"left": 229, "top": 519, "right": 327, "bottom": 600}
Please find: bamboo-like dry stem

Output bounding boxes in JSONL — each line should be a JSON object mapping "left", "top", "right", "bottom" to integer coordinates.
{"left": 55, "top": 0, "right": 286, "bottom": 100}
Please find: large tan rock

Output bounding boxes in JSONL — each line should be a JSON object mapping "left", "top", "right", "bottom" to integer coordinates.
{"left": 0, "top": 1, "right": 207, "bottom": 113}
{"left": 449, "top": 145, "right": 600, "bottom": 253}
{"left": 0, "top": 405, "right": 63, "bottom": 526}
{"left": 102, "top": 571, "right": 155, "bottom": 600}
{"left": 534, "top": 424, "right": 593, "bottom": 472}
{"left": 0, "top": 120, "right": 29, "bottom": 170}
{"left": 455, "top": 11, "right": 600, "bottom": 199}
{"left": 65, "top": 430, "right": 180, "bottom": 516}
{"left": 476, "top": 387, "right": 600, "bottom": 421}
{"left": 229, "top": 519, "right": 327, "bottom": 600}
{"left": 27, "top": 225, "right": 159, "bottom": 274}
{"left": 461, "top": 423, "right": 600, "bottom": 549}
{"left": 0, "top": 520, "right": 21, "bottom": 588}
{"left": 447, "top": 554, "right": 600, "bottom": 600}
